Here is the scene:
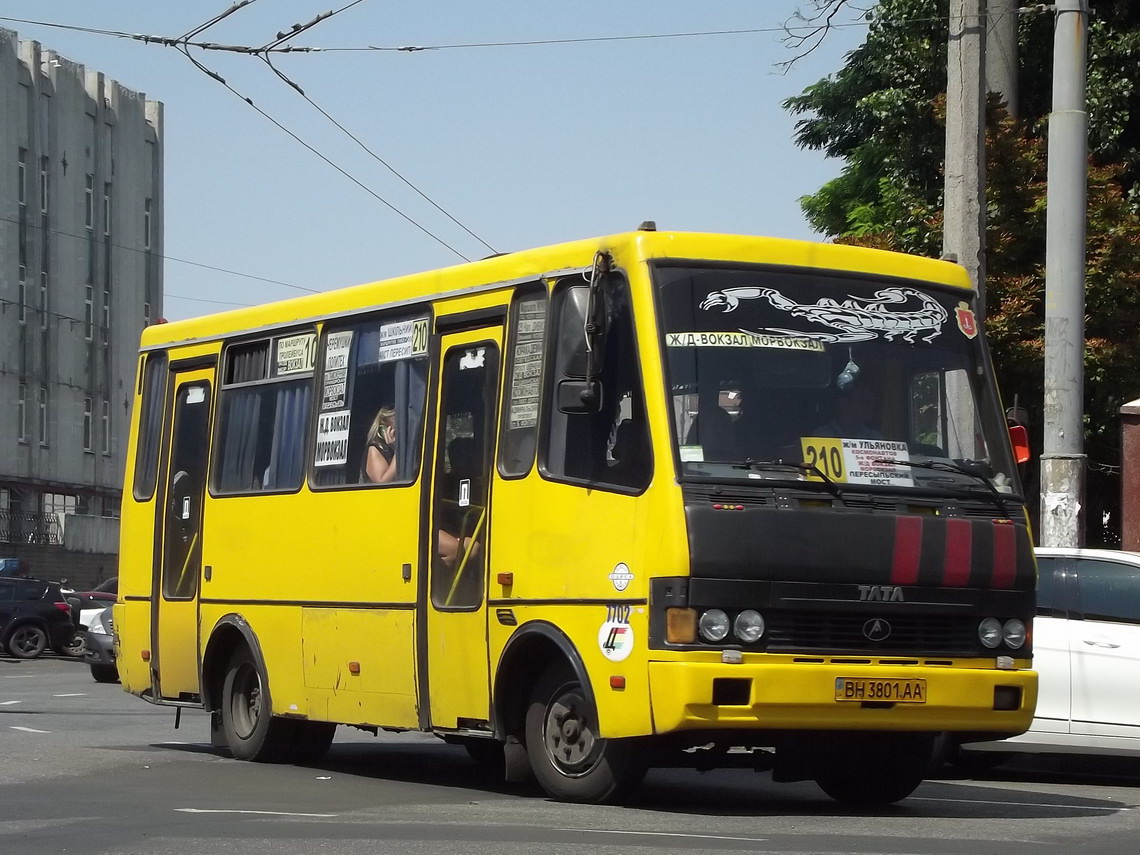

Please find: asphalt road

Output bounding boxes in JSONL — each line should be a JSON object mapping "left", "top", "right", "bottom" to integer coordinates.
{"left": 3, "top": 656, "right": 1140, "bottom": 854}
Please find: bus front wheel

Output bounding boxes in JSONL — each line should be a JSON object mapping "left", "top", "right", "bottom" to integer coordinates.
{"left": 220, "top": 646, "right": 294, "bottom": 762}
{"left": 524, "top": 663, "right": 644, "bottom": 804}
{"left": 814, "top": 733, "right": 933, "bottom": 806}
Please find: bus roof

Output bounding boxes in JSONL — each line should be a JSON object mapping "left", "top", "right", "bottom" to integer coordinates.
{"left": 143, "top": 230, "right": 973, "bottom": 351}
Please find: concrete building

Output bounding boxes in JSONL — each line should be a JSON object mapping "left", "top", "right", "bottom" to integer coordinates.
{"left": 1, "top": 28, "right": 162, "bottom": 582}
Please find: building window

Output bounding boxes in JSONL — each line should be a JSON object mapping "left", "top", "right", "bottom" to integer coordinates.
{"left": 85, "top": 175, "right": 94, "bottom": 229}
{"left": 102, "top": 183, "right": 111, "bottom": 235}
{"left": 39, "top": 156, "right": 48, "bottom": 214}
{"left": 18, "top": 266, "right": 27, "bottom": 326}
{"left": 18, "top": 149, "right": 27, "bottom": 206}
{"left": 101, "top": 399, "right": 111, "bottom": 455}
{"left": 83, "top": 397, "right": 93, "bottom": 452}
{"left": 144, "top": 198, "right": 152, "bottom": 249}
{"left": 144, "top": 301, "right": 151, "bottom": 327}
{"left": 38, "top": 386, "right": 48, "bottom": 447}
{"left": 85, "top": 285, "right": 94, "bottom": 340}
{"left": 17, "top": 385, "right": 27, "bottom": 443}
{"left": 39, "top": 270, "right": 48, "bottom": 331}
{"left": 102, "top": 287, "right": 110, "bottom": 330}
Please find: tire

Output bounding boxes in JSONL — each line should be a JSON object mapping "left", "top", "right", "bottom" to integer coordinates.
{"left": 6, "top": 624, "right": 48, "bottom": 659}
{"left": 90, "top": 663, "right": 119, "bottom": 683}
{"left": 524, "top": 662, "right": 645, "bottom": 804}
{"left": 289, "top": 720, "right": 336, "bottom": 764}
{"left": 57, "top": 631, "right": 87, "bottom": 658}
{"left": 815, "top": 733, "right": 933, "bottom": 807}
{"left": 220, "top": 646, "right": 295, "bottom": 762}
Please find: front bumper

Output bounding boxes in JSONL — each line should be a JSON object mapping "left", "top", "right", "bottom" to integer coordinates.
{"left": 85, "top": 630, "right": 115, "bottom": 666}
{"left": 648, "top": 659, "right": 1036, "bottom": 734}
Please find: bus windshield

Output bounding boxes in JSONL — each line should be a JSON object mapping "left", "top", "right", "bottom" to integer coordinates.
{"left": 654, "top": 264, "right": 1020, "bottom": 496}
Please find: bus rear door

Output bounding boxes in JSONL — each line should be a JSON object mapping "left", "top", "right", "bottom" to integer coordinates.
{"left": 425, "top": 326, "right": 502, "bottom": 729}
{"left": 153, "top": 366, "right": 214, "bottom": 701}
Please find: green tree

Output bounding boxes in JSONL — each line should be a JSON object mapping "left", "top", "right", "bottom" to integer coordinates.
{"left": 785, "top": 0, "right": 1140, "bottom": 543}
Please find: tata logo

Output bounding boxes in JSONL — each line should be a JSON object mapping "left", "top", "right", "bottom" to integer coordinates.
{"left": 857, "top": 585, "right": 904, "bottom": 602}
{"left": 863, "top": 618, "right": 893, "bottom": 642}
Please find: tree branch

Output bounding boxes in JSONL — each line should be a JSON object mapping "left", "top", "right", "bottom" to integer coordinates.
{"left": 778, "top": 0, "right": 871, "bottom": 72}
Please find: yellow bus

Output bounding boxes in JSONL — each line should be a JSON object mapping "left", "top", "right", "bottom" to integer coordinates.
{"left": 115, "top": 227, "right": 1037, "bottom": 806}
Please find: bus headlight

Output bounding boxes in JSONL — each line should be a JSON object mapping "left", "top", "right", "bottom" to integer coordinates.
{"left": 733, "top": 610, "right": 765, "bottom": 643}
{"left": 698, "top": 609, "right": 730, "bottom": 642}
{"left": 1002, "top": 619, "right": 1026, "bottom": 649}
{"left": 978, "top": 617, "right": 1003, "bottom": 649}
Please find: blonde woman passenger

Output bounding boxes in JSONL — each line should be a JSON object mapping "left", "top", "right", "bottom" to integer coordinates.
{"left": 363, "top": 407, "right": 398, "bottom": 483}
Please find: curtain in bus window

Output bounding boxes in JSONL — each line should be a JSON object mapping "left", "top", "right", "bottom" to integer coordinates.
{"left": 218, "top": 390, "right": 262, "bottom": 492}
{"left": 394, "top": 358, "right": 427, "bottom": 480}
{"left": 264, "top": 382, "right": 310, "bottom": 490}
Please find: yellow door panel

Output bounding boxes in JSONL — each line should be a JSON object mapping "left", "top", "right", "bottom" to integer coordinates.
{"left": 155, "top": 368, "right": 214, "bottom": 700}
{"left": 426, "top": 326, "right": 502, "bottom": 729}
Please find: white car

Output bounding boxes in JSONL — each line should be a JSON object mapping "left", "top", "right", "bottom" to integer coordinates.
{"left": 963, "top": 547, "right": 1140, "bottom": 759}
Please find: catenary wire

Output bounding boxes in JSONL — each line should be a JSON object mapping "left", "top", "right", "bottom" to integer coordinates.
{"left": 174, "top": 46, "right": 470, "bottom": 261}
{"left": 0, "top": 213, "right": 319, "bottom": 293}
{"left": 262, "top": 56, "right": 497, "bottom": 254}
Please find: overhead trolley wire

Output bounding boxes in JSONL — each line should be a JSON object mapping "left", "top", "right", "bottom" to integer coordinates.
{"left": 0, "top": 212, "right": 318, "bottom": 295}
{"left": 175, "top": 44, "right": 472, "bottom": 262}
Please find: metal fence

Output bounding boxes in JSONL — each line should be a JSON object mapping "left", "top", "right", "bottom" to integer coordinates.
{"left": 0, "top": 510, "right": 63, "bottom": 545}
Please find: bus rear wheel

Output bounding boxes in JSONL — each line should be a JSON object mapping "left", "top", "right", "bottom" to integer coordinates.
{"left": 524, "top": 663, "right": 644, "bottom": 804}
{"left": 220, "top": 646, "right": 295, "bottom": 762}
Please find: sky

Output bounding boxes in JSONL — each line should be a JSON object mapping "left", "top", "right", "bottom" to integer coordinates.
{"left": 1, "top": 1, "right": 868, "bottom": 321}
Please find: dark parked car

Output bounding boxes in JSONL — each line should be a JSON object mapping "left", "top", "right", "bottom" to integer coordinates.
{"left": 0, "top": 577, "right": 75, "bottom": 659}
{"left": 85, "top": 605, "right": 118, "bottom": 683}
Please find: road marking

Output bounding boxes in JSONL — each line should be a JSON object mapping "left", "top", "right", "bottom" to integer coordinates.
{"left": 916, "top": 796, "right": 1133, "bottom": 812}
{"left": 53, "top": 693, "right": 87, "bottom": 697}
{"left": 175, "top": 809, "right": 339, "bottom": 818}
{"left": 1, "top": 675, "right": 37, "bottom": 679}
{"left": 555, "top": 828, "right": 767, "bottom": 842}
{"left": 9, "top": 726, "right": 50, "bottom": 734}
{"left": 0, "top": 700, "right": 21, "bottom": 706}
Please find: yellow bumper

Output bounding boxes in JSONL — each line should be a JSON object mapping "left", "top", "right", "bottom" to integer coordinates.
{"left": 647, "top": 660, "right": 1037, "bottom": 734}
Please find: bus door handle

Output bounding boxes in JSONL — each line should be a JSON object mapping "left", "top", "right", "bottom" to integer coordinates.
{"left": 204, "top": 565, "right": 213, "bottom": 581}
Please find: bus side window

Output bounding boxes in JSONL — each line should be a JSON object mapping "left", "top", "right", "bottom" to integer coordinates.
{"left": 310, "top": 314, "right": 430, "bottom": 489}
{"left": 543, "top": 279, "right": 651, "bottom": 491}
{"left": 499, "top": 290, "right": 547, "bottom": 477}
{"left": 133, "top": 351, "right": 168, "bottom": 501}
{"left": 213, "top": 332, "right": 315, "bottom": 495}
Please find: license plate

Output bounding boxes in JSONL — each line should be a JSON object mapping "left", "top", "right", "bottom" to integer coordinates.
{"left": 834, "top": 678, "right": 926, "bottom": 703}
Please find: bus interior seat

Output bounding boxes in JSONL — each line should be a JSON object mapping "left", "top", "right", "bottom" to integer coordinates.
{"left": 685, "top": 406, "right": 738, "bottom": 462}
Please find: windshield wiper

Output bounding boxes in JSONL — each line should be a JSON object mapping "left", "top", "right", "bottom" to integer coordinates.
{"left": 733, "top": 458, "right": 843, "bottom": 499}
{"left": 873, "top": 458, "right": 1009, "bottom": 516}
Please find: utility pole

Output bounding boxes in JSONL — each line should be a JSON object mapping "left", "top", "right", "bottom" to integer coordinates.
{"left": 1040, "top": 0, "right": 1089, "bottom": 547}
{"left": 986, "top": 0, "right": 1018, "bottom": 118}
{"left": 943, "top": 0, "right": 988, "bottom": 316}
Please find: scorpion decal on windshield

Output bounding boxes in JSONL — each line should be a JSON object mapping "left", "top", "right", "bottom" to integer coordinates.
{"left": 698, "top": 286, "right": 948, "bottom": 344}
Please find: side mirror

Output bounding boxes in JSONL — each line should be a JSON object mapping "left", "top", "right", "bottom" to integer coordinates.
{"left": 1008, "top": 424, "right": 1031, "bottom": 465}
{"left": 557, "top": 379, "right": 603, "bottom": 415}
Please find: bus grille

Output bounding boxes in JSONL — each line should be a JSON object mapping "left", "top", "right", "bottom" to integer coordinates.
{"left": 764, "top": 611, "right": 978, "bottom": 656}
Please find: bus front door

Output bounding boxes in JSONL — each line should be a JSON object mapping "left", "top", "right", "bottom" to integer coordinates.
{"left": 425, "top": 328, "right": 502, "bottom": 730}
{"left": 153, "top": 368, "right": 213, "bottom": 701}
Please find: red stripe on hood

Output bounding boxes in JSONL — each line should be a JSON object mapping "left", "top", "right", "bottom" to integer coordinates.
{"left": 891, "top": 516, "right": 923, "bottom": 585}
{"left": 991, "top": 521, "right": 1017, "bottom": 588}
{"left": 943, "top": 518, "right": 973, "bottom": 586}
